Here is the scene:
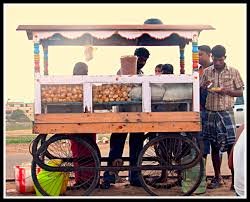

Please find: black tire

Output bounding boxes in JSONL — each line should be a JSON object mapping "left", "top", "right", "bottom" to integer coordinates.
{"left": 31, "top": 134, "right": 100, "bottom": 196}
{"left": 31, "top": 134, "right": 60, "bottom": 160}
{"left": 137, "top": 134, "right": 204, "bottom": 196}
{"left": 31, "top": 134, "right": 48, "bottom": 157}
{"left": 41, "top": 134, "right": 101, "bottom": 160}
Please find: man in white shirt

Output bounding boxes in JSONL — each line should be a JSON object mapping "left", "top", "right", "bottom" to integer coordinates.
{"left": 233, "top": 127, "right": 245, "bottom": 196}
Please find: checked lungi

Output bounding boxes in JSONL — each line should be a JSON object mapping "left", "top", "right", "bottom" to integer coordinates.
{"left": 203, "top": 110, "right": 236, "bottom": 152}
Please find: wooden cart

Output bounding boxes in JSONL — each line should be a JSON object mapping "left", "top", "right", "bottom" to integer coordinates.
{"left": 17, "top": 23, "right": 214, "bottom": 196}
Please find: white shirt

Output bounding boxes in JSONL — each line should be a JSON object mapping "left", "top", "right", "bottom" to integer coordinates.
{"left": 233, "top": 128, "right": 246, "bottom": 197}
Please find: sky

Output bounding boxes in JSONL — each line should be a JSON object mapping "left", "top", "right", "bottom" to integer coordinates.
{"left": 4, "top": 3, "right": 246, "bottom": 103}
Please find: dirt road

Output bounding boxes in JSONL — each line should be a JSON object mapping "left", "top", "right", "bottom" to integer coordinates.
{"left": 4, "top": 130, "right": 236, "bottom": 197}
{"left": 5, "top": 143, "right": 236, "bottom": 198}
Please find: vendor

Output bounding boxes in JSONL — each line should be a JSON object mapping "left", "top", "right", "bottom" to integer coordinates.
{"left": 101, "top": 47, "right": 150, "bottom": 189}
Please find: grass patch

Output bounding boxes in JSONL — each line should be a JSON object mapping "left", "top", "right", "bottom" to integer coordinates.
{"left": 6, "top": 135, "right": 36, "bottom": 144}
{"left": 5, "top": 133, "right": 122, "bottom": 144}
{"left": 6, "top": 122, "right": 32, "bottom": 131}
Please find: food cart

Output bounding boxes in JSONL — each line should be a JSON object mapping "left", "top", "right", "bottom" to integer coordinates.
{"left": 17, "top": 23, "right": 215, "bottom": 196}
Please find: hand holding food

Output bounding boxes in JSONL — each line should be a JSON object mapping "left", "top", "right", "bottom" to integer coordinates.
{"left": 217, "top": 87, "right": 232, "bottom": 96}
{"left": 201, "top": 80, "right": 213, "bottom": 89}
{"left": 209, "top": 87, "right": 222, "bottom": 92}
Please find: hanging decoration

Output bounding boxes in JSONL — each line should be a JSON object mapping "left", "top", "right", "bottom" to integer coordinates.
{"left": 43, "top": 45, "right": 48, "bottom": 75}
{"left": 179, "top": 46, "right": 185, "bottom": 74}
{"left": 33, "top": 33, "right": 40, "bottom": 73}
{"left": 192, "top": 34, "right": 199, "bottom": 71}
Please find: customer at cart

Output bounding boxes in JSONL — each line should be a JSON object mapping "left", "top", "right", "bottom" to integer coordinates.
{"left": 195, "top": 45, "right": 213, "bottom": 193}
{"left": 199, "top": 45, "right": 230, "bottom": 191}
{"left": 198, "top": 45, "right": 213, "bottom": 165}
{"left": 200, "top": 45, "right": 244, "bottom": 190}
{"left": 154, "top": 63, "right": 163, "bottom": 75}
{"left": 151, "top": 63, "right": 175, "bottom": 129}
{"left": 161, "top": 63, "right": 174, "bottom": 74}
{"left": 152, "top": 63, "right": 176, "bottom": 113}
{"left": 71, "top": 62, "right": 100, "bottom": 189}
{"left": 101, "top": 47, "right": 150, "bottom": 189}
{"left": 150, "top": 63, "right": 176, "bottom": 183}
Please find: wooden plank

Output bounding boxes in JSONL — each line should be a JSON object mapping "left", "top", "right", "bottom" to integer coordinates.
{"left": 34, "top": 112, "right": 200, "bottom": 124}
{"left": 17, "top": 24, "right": 215, "bottom": 32}
{"left": 33, "top": 122, "right": 201, "bottom": 134}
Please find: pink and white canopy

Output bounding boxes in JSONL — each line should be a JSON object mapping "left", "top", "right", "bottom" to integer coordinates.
{"left": 17, "top": 24, "right": 215, "bottom": 41}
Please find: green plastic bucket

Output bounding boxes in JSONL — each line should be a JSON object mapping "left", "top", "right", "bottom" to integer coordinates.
{"left": 181, "top": 155, "right": 206, "bottom": 194}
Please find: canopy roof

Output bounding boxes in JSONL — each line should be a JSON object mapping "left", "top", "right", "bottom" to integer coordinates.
{"left": 17, "top": 24, "right": 215, "bottom": 46}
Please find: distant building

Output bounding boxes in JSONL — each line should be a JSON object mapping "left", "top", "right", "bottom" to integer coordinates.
{"left": 6, "top": 102, "right": 34, "bottom": 120}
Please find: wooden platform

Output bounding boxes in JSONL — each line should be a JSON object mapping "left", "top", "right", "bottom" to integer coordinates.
{"left": 33, "top": 112, "right": 201, "bottom": 134}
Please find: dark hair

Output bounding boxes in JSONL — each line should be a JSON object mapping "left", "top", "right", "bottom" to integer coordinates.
{"left": 73, "top": 62, "right": 88, "bottom": 75}
{"left": 198, "top": 45, "right": 211, "bottom": 54}
{"left": 211, "top": 45, "right": 226, "bottom": 58}
{"left": 155, "top": 64, "right": 162, "bottom": 69}
{"left": 134, "top": 47, "right": 150, "bottom": 59}
{"left": 161, "top": 64, "right": 174, "bottom": 74}
{"left": 144, "top": 18, "right": 163, "bottom": 24}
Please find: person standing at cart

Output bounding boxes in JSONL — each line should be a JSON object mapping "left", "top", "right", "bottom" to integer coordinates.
{"left": 200, "top": 45, "right": 244, "bottom": 190}
{"left": 161, "top": 63, "right": 174, "bottom": 74}
{"left": 71, "top": 62, "right": 100, "bottom": 189}
{"left": 198, "top": 45, "right": 213, "bottom": 161}
{"left": 101, "top": 47, "right": 150, "bottom": 189}
{"left": 152, "top": 63, "right": 176, "bottom": 113}
{"left": 154, "top": 64, "right": 163, "bottom": 75}
{"left": 150, "top": 63, "right": 176, "bottom": 184}
{"left": 192, "top": 45, "right": 213, "bottom": 193}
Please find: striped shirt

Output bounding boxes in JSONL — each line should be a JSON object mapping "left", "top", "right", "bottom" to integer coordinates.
{"left": 200, "top": 64, "right": 244, "bottom": 111}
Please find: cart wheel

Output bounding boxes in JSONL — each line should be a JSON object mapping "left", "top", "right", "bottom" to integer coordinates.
{"left": 32, "top": 134, "right": 101, "bottom": 161}
{"left": 31, "top": 133, "right": 61, "bottom": 161}
{"left": 31, "top": 134, "right": 48, "bottom": 156}
{"left": 137, "top": 134, "right": 204, "bottom": 196}
{"left": 31, "top": 134, "right": 100, "bottom": 196}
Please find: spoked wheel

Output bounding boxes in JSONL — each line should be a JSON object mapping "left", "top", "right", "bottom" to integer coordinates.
{"left": 137, "top": 133, "right": 204, "bottom": 196}
{"left": 30, "top": 134, "right": 48, "bottom": 157}
{"left": 31, "top": 134, "right": 100, "bottom": 196}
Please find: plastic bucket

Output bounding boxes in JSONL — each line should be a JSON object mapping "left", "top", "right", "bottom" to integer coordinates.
{"left": 14, "top": 163, "right": 41, "bottom": 193}
{"left": 181, "top": 157, "right": 206, "bottom": 194}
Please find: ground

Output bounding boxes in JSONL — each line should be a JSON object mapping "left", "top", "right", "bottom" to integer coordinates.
{"left": 5, "top": 130, "right": 236, "bottom": 198}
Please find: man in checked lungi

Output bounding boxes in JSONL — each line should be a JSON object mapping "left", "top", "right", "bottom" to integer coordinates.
{"left": 200, "top": 45, "right": 244, "bottom": 190}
